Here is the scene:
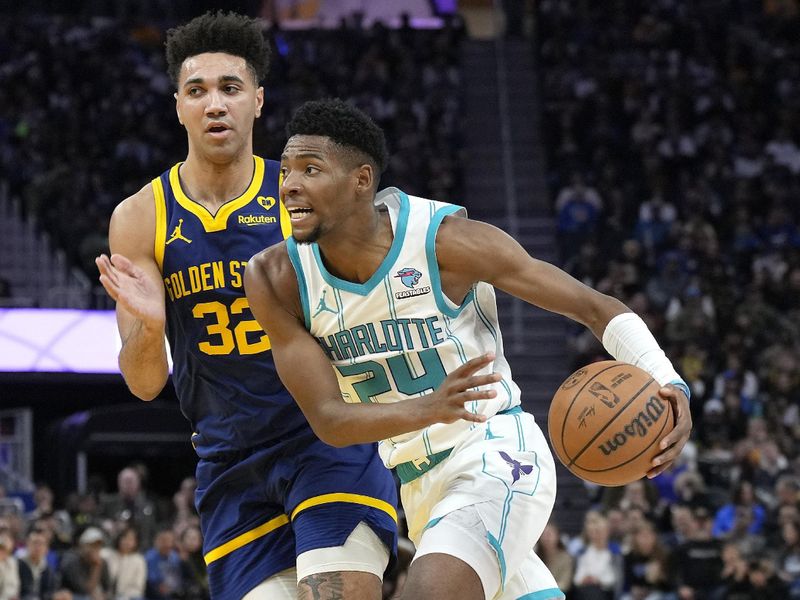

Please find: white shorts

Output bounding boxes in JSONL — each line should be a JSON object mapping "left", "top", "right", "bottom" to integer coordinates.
{"left": 402, "top": 409, "right": 563, "bottom": 600}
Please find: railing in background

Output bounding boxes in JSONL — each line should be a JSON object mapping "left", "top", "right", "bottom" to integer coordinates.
{"left": 0, "top": 181, "right": 93, "bottom": 309}
{"left": 492, "top": 0, "right": 525, "bottom": 354}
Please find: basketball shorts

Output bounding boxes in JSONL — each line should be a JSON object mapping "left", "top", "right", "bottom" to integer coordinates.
{"left": 196, "top": 429, "right": 398, "bottom": 600}
{"left": 400, "top": 407, "right": 563, "bottom": 600}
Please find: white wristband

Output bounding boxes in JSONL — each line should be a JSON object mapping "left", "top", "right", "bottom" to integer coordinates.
{"left": 601, "top": 312, "right": 687, "bottom": 395}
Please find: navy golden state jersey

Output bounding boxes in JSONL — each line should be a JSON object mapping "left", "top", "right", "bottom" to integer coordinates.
{"left": 153, "top": 156, "right": 303, "bottom": 458}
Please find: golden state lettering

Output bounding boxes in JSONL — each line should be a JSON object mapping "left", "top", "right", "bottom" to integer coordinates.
{"left": 163, "top": 260, "right": 248, "bottom": 301}
{"left": 238, "top": 214, "right": 277, "bottom": 226}
{"left": 317, "top": 317, "right": 445, "bottom": 361}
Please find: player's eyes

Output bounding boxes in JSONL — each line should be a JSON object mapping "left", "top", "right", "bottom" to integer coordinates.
{"left": 224, "top": 85, "right": 239, "bottom": 93}
{"left": 305, "top": 165, "right": 319, "bottom": 174}
{"left": 188, "top": 87, "right": 202, "bottom": 96}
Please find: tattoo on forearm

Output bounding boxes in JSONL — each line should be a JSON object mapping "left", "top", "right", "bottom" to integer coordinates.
{"left": 298, "top": 572, "right": 346, "bottom": 600}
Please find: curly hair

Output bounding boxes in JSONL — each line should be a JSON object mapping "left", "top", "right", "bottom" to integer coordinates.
{"left": 165, "top": 11, "right": 270, "bottom": 87}
{"left": 285, "top": 99, "right": 388, "bottom": 176}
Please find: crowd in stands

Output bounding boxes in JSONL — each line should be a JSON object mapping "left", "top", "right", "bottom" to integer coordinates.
{"left": 539, "top": 0, "right": 800, "bottom": 598}
{"left": 0, "top": 13, "right": 464, "bottom": 288}
{"left": 0, "top": 469, "right": 207, "bottom": 600}
{"left": 5, "top": 1, "right": 800, "bottom": 598}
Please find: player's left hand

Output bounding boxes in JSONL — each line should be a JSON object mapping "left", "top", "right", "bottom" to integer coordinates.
{"left": 646, "top": 383, "right": 692, "bottom": 479}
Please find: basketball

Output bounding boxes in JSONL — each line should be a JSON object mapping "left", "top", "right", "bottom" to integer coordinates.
{"left": 547, "top": 361, "right": 674, "bottom": 487}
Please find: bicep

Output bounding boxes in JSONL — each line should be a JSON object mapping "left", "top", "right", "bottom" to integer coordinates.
{"left": 245, "top": 257, "right": 342, "bottom": 420}
{"left": 439, "top": 217, "right": 626, "bottom": 334}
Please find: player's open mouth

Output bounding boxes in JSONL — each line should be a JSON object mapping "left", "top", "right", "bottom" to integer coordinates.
{"left": 206, "top": 123, "right": 231, "bottom": 137}
{"left": 288, "top": 207, "right": 313, "bottom": 221}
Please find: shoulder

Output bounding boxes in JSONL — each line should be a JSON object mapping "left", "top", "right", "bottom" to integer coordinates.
{"left": 112, "top": 182, "right": 156, "bottom": 222}
{"left": 246, "top": 242, "right": 301, "bottom": 313}
{"left": 435, "top": 213, "right": 512, "bottom": 262}
{"left": 108, "top": 183, "right": 157, "bottom": 259}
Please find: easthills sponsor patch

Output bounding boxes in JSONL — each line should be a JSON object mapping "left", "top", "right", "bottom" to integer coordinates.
{"left": 395, "top": 286, "right": 431, "bottom": 299}
{"left": 238, "top": 214, "right": 277, "bottom": 226}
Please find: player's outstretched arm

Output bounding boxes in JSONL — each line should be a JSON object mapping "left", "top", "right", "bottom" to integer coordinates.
{"left": 244, "top": 247, "right": 496, "bottom": 447}
{"left": 436, "top": 215, "right": 692, "bottom": 474}
{"left": 96, "top": 186, "right": 169, "bottom": 400}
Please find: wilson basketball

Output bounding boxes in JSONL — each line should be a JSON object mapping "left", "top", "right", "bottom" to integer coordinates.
{"left": 547, "top": 361, "right": 674, "bottom": 486}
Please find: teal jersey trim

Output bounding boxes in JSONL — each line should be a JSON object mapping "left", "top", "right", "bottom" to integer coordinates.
{"left": 311, "top": 191, "right": 410, "bottom": 295}
{"left": 425, "top": 205, "right": 474, "bottom": 317}
{"left": 516, "top": 589, "right": 565, "bottom": 600}
{"left": 286, "top": 238, "right": 311, "bottom": 330}
{"left": 487, "top": 531, "right": 508, "bottom": 587}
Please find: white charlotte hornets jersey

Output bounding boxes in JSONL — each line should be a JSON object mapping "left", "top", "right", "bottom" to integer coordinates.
{"left": 286, "top": 188, "right": 522, "bottom": 468}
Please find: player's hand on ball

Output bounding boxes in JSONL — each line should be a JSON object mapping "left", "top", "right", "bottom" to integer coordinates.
{"left": 647, "top": 383, "right": 692, "bottom": 478}
{"left": 427, "top": 353, "right": 499, "bottom": 424}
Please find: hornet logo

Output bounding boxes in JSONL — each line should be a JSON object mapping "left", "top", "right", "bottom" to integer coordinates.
{"left": 395, "top": 267, "right": 422, "bottom": 288}
{"left": 499, "top": 451, "right": 534, "bottom": 484}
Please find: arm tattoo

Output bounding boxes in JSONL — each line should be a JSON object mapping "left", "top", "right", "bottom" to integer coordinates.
{"left": 298, "top": 572, "right": 346, "bottom": 600}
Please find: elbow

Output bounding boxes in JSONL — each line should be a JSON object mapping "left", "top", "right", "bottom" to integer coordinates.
{"left": 304, "top": 410, "right": 354, "bottom": 448}
{"left": 123, "top": 374, "right": 167, "bottom": 402}
{"left": 310, "top": 421, "right": 351, "bottom": 448}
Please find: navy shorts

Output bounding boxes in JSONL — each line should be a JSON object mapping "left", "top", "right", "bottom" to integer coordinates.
{"left": 196, "top": 430, "right": 398, "bottom": 599}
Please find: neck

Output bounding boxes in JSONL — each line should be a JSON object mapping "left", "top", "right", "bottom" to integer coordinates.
{"left": 316, "top": 205, "right": 392, "bottom": 284}
{"left": 180, "top": 146, "right": 255, "bottom": 211}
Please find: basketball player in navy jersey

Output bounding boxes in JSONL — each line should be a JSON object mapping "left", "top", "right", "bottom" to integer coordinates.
{"left": 244, "top": 99, "right": 693, "bottom": 600}
{"left": 95, "top": 14, "right": 397, "bottom": 600}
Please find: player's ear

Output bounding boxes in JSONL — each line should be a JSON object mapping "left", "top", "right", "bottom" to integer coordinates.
{"left": 175, "top": 92, "right": 184, "bottom": 126}
{"left": 255, "top": 86, "right": 264, "bottom": 118}
{"left": 355, "top": 164, "right": 374, "bottom": 194}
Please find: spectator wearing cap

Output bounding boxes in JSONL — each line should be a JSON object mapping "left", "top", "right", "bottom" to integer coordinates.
{"left": 0, "top": 532, "right": 20, "bottom": 600}
{"left": 58, "top": 527, "right": 111, "bottom": 600}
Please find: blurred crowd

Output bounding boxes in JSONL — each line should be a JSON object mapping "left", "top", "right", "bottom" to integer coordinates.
{"left": 0, "top": 14, "right": 464, "bottom": 284}
{"left": 5, "top": 1, "right": 800, "bottom": 598}
{"left": 0, "top": 469, "right": 207, "bottom": 600}
{"left": 537, "top": 0, "right": 800, "bottom": 598}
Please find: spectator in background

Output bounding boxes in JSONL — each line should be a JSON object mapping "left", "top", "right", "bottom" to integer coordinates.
{"left": 17, "top": 528, "right": 59, "bottom": 600}
{"left": 168, "top": 478, "right": 197, "bottom": 532}
{"left": 620, "top": 519, "right": 672, "bottom": 600}
{"left": 58, "top": 527, "right": 111, "bottom": 600}
{"left": 25, "top": 485, "right": 72, "bottom": 553}
{"left": 571, "top": 510, "right": 619, "bottom": 600}
{"left": 176, "top": 525, "right": 207, "bottom": 600}
{"left": 718, "top": 541, "right": 750, "bottom": 598}
{"left": 712, "top": 480, "right": 766, "bottom": 539}
{"left": 100, "top": 526, "right": 145, "bottom": 600}
{"left": 534, "top": 521, "right": 574, "bottom": 595}
{"left": 777, "top": 518, "right": 800, "bottom": 597}
{"left": 555, "top": 171, "right": 604, "bottom": 261}
{"left": 0, "top": 532, "right": 21, "bottom": 600}
{"left": 98, "top": 469, "right": 156, "bottom": 550}
{"left": 144, "top": 528, "right": 180, "bottom": 600}
{"left": 671, "top": 506, "right": 724, "bottom": 599}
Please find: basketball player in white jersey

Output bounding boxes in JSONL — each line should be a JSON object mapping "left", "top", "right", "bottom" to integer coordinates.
{"left": 245, "top": 99, "right": 692, "bottom": 600}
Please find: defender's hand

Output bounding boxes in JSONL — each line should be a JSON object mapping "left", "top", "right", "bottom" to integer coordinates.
{"left": 647, "top": 383, "right": 692, "bottom": 478}
{"left": 423, "top": 353, "right": 501, "bottom": 425}
{"left": 96, "top": 253, "right": 166, "bottom": 329}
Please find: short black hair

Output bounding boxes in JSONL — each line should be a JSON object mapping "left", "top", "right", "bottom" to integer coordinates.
{"left": 165, "top": 11, "right": 270, "bottom": 87}
{"left": 286, "top": 99, "right": 388, "bottom": 175}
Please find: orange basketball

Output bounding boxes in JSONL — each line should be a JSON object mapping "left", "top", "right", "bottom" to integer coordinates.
{"left": 547, "top": 360, "right": 674, "bottom": 487}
